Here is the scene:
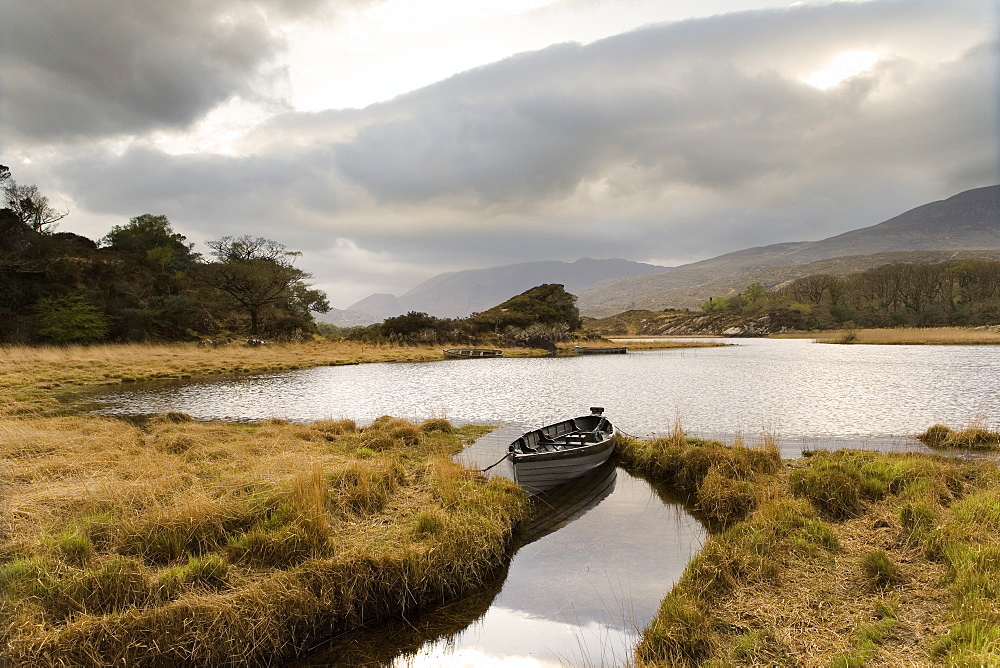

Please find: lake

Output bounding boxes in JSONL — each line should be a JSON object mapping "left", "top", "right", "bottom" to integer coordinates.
{"left": 89, "top": 338, "right": 1000, "bottom": 451}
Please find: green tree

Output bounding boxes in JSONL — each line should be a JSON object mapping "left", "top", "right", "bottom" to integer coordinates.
{"left": 199, "top": 236, "right": 329, "bottom": 336}
{"left": 102, "top": 214, "right": 197, "bottom": 273}
{"left": 33, "top": 294, "right": 109, "bottom": 343}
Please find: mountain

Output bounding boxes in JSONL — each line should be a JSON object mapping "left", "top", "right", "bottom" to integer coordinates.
{"left": 343, "top": 258, "right": 666, "bottom": 321}
{"left": 577, "top": 185, "right": 1000, "bottom": 316}
{"left": 314, "top": 306, "right": 383, "bottom": 328}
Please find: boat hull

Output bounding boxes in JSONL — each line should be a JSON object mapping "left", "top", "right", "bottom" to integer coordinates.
{"left": 510, "top": 413, "right": 617, "bottom": 494}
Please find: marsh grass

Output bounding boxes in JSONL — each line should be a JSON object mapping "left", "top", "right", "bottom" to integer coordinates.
{"left": 917, "top": 421, "right": 1000, "bottom": 450}
{"left": 617, "top": 426, "right": 780, "bottom": 527}
{"left": 628, "top": 432, "right": 999, "bottom": 667}
{"left": 860, "top": 550, "right": 904, "bottom": 590}
{"left": 0, "top": 412, "right": 528, "bottom": 665}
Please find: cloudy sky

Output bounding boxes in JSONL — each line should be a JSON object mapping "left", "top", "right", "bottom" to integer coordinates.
{"left": 2, "top": 0, "right": 997, "bottom": 308}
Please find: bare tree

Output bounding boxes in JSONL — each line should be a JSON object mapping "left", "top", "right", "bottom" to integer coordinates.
{"left": 2, "top": 171, "right": 68, "bottom": 233}
{"left": 199, "top": 235, "right": 329, "bottom": 335}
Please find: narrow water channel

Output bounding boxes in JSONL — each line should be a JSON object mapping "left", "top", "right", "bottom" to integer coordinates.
{"left": 292, "top": 463, "right": 706, "bottom": 666}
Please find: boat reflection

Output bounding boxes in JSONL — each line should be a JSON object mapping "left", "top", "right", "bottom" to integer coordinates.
{"left": 516, "top": 459, "right": 617, "bottom": 547}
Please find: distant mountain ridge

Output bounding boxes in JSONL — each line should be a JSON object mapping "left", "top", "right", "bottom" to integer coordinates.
{"left": 577, "top": 185, "right": 1000, "bottom": 316}
{"left": 322, "top": 185, "right": 999, "bottom": 326}
{"left": 329, "top": 258, "right": 666, "bottom": 324}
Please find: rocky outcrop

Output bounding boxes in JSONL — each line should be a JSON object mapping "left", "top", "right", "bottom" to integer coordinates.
{"left": 582, "top": 309, "right": 805, "bottom": 337}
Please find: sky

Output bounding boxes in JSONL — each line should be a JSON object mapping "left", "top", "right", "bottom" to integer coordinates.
{"left": 1, "top": 0, "right": 997, "bottom": 309}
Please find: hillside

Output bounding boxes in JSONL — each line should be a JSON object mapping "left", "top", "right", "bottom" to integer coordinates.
{"left": 577, "top": 185, "right": 1000, "bottom": 316}
{"left": 340, "top": 258, "right": 665, "bottom": 322}
{"left": 580, "top": 249, "right": 1000, "bottom": 314}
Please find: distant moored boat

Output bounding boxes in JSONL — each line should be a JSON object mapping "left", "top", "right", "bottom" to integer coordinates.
{"left": 443, "top": 348, "right": 504, "bottom": 358}
{"left": 573, "top": 345, "right": 627, "bottom": 355}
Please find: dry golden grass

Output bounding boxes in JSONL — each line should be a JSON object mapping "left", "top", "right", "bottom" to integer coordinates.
{"left": 917, "top": 421, "right": 1000, "bottom": 451}
{"left": 776, "top": 326, "right": 1000, "bottom": 345}
{"left": 0, "top": 413, "right": 528, "bottom": 665}
{"left": 626, "top": 439, "right": 1000, "bottom": 667}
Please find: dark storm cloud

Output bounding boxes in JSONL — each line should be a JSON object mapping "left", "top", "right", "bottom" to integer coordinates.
{"left": 0, "top": 0, "right": 349, "bottom": 143}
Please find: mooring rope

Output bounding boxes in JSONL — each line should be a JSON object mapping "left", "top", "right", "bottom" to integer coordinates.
{"left": 479, "top": 451, "right": 511, "bottom": 473}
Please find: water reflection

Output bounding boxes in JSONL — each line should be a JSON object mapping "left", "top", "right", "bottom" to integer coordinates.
{"left": 86, "top": 339, "right": 1000, "bottom": 443}
{"left": 294, "top": 466, "right": 704, "bottom": 667}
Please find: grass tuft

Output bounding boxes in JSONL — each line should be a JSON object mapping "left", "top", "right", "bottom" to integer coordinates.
{"left": 419, "top": 418, "right": 454, "bottom": 433}
{"left": 635, "top": 591, "right": 714, "bottom": 667}
{"left": 860, "top": 550, "right": 904, "bottom": 590}
{"left": 917, "top": 422, "right": 1000, "bottom": 450}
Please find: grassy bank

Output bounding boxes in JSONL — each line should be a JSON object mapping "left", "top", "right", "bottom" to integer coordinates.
{"left": 0, "top": 341, "right": 536, "bottom": 665}
{"left": 775, "top": 326, "right": 1000, "bottom": 345}
{"left": 0, "top": 415, "right": 528, "bottom": 665}
{"left": 618, "top": 430, "right": 1000, "bottom": 666}
{"left": 0, "top": 341, "right": 546, "bottom": 417}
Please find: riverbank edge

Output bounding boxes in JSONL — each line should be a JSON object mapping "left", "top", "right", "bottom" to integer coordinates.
{"left": 616, "top": 432, "right": 1000, "bottom": 666}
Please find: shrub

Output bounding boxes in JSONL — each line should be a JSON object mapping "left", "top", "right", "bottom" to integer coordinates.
{"left": 33, "top": 294, "right": 109, "bottom": 343}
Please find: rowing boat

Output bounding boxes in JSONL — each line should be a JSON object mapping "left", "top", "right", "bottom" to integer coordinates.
{"left": 573, "top": 346, "right": 627, "bottom": 355}
{"left": 508, "top": 408, "right": 617, "bottom": 493}
{"left": 443, "top": 348, "right": 504, "bottom": 358}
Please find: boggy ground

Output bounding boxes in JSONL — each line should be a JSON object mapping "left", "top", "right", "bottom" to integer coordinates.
{"left": 618, "top": 428, "right": 1000, "bottom": 666}
{"left": 0, "top": 341, "right": 534, "bottom": 666}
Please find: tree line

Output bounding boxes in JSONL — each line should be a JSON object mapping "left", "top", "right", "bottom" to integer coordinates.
{"left": 0, "top": 167, "right": 328, "bottom": 344}
{"left": 702, "top": 259, "right": 1000, "bottom": 328}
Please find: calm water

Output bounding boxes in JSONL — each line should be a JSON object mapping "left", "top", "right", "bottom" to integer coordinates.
{"left": 90, "top": 338, "right": 1000, "bottom": 446}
